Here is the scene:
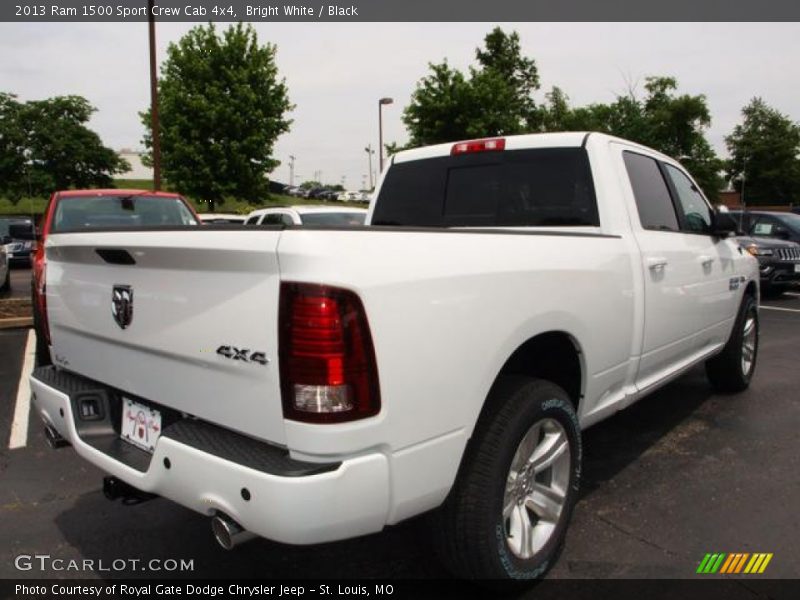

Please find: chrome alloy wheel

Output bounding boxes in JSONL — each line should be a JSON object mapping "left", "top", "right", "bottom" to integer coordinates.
{"left": 741, "top": 312, "right": 757, "bottom": 376}
{"left": 503, "top": 417, "right": 571, "bottom": 559}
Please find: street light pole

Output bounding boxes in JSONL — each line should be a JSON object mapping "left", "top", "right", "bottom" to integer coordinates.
{"left": 365, "top": 144, "right": 374, "bottom": 189}
{"left": 147, "top": 0, "right": 161, "bottom": 191}
{"left": 289, "top": 155, "right": 296, "bottom": 186}
{"left": 378, "top": 97, "right": 393, "bottom": 173}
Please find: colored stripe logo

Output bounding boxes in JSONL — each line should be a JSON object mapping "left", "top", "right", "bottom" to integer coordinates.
{"left": 697, "top": 553, "right": 773, "bottom": 574}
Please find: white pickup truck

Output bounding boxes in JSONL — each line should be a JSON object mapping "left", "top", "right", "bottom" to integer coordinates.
{"left": 31, "top": 132, "right": 758, "bottom": 581}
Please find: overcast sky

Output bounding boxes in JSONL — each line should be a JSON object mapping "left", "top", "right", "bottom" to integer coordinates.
{"left": 2, "top": 22, "right": 799, "bottom": 190}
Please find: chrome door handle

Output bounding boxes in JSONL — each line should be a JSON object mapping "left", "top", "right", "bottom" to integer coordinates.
{"left": 699, "top": 255, "right": 714, "bottom": 267}
{"left": 646, "top": 257, "right": 668, "bottom": 271}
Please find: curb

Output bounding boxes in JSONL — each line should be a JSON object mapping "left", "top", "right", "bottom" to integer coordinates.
{"left": 0, "top": 317, "right": 33, "bottom": 330}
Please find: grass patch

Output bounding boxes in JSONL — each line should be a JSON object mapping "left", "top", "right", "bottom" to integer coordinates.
{"left": 0, "top": 197, "right": 48, "bottom": 217}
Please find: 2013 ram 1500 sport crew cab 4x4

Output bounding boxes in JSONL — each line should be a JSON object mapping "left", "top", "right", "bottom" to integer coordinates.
{"left": 30, "top": 133, "right": 758, "bottom": 580}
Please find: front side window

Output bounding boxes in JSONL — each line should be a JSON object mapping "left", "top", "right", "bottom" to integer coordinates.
{"left": 623, "top": 151, "right": 679, "bottom": 231}
{"left": 663, "top": 164, "right": 712, "bottom": 233}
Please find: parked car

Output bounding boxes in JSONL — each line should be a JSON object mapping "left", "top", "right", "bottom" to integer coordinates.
{"left": 730, "top": 210, "right": 800, "bottom": 244}
{"left": 336, "top": 191, "right": 364, "bottom": 202}
{"left": 244, "top": 205, "right": 367, "bottom": 226}
{"left": 0, "top": 216, "right": 36, "bottom": 266}
{"left": 30, "top": 133, "right": 755, "bottom": 582}
{"left": 736, "top": 235, "right": 800, "bottom": 295}
{"left": 0, "top": 243, "right": 9, "bottom": 293}
{"left": 198, "top": 213, "right": 246, "bottom": 224}
{"left": 26, "top": 189, "right": 199, "bottom": 367}
{"left": 319, "top": 189, "right": 340, "bottom": 201}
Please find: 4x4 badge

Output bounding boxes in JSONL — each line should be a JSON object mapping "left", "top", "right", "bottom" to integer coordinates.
{"left": 111, "top": 285, "right": 134, "bottom": 329}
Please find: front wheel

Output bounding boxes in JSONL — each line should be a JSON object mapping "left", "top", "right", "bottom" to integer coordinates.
{"left": 705, "top": 293, "right": 758, "bottom": 393}
{"left": 434, "top": 377, "right": 581, "bottom": 581}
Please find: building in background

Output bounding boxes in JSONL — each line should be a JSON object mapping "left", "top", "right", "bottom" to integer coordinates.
{"left": 117, "top": 149, "right": 152, "bottom": 181}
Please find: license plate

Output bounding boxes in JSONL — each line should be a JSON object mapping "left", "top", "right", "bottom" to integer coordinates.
{"left": 795, "top": 264, "right": 800, "bottom": 273}
{"left": 121, "top": 397, "right": 161, "bottom": 453}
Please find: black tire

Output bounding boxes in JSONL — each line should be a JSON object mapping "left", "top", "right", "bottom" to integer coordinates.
{"left": 434, "top": 376, "right": 581, "bottom": 581}
{"left": 705, "top": 293, "right": 758, "bottom": 393}
{"left": 31, "top": 282, "right": 52, "bottom": 367}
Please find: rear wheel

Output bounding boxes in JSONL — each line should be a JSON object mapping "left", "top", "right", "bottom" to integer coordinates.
{"left": 434, "top": 377, "right": 581, "bottom": 581}
{"left": 705, "top": 293, "right": 758, "bottom": 393}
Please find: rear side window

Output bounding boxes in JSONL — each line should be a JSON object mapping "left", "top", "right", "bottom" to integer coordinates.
{"left": 261, "top": 213, "right": 286, "bottom": 225}
{"left": 372, "top": 148, "right": 599, "bottom": 228}
{"left": 52, "top": 195, "right": 197, "bottom": 232}
{"left": 623, "top": 152, "right": 679, "bottom": 231}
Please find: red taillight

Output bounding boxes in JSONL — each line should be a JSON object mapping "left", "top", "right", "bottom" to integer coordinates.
{"left": 451, "top": 137, "right": 506, "bottom": 155}
{"left": 279, "top": 283, "right": 380, "bottom": 423}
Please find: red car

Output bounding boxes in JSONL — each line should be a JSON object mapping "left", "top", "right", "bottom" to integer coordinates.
{"left": 31, "top": 189, "right": 199, "bottom": 365}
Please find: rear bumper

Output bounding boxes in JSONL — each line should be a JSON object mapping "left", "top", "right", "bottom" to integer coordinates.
{"left": 30, "top": 367, "right": 390, "bottom": 545}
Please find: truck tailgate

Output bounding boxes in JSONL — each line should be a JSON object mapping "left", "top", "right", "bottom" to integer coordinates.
{"left": 45, "top": 229, "right": 286, "bottom": 444}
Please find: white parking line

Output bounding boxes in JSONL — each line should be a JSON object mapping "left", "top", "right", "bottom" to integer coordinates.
{"left": 761, "top": 305, "right": 800, "bottom": 313}
{"left": 8, "top": 329, "right": 35, "bottom": 449}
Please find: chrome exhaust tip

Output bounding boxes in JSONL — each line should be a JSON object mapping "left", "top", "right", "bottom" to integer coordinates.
{"left": 211, "top": 514, "right": 256, "bottom": 550}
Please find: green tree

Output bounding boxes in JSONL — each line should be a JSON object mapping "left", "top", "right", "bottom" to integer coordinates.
{"left": 0, "top": 93, "right": 127, "bottom": 199}
{"left": 539, "top": 77, "right": 724, "bottom": 196}
{"left": 0, "top": 93, "right": 27, "bottom": 198}
{"left": 725, "top": 98, "right": 800, "bottom": 205}
{"left": 402, "top": 28, "right": 541, "bottom": 146}
{"left": 141, "top": 23, "right": 293, "bottom": 211}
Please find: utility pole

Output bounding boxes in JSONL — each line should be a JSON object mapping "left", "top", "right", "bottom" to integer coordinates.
{"left": 147, "top": 0, "right": 161, "bottom": 191}
{"left": 740, "top": 157, "right": 747, "bottom": 213}
{"left": 289, "top": 155, "right": 296, "bottom": 186}
{"left": 378, "top": 97, "right": 393, "bottom": 173}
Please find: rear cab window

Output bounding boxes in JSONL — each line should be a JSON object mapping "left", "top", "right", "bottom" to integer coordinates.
{"left": 372, "top": 148, "right": 599, "bottom": 228}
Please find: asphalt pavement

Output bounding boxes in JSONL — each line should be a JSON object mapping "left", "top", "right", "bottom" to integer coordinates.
{"left": 1, "top": 295, "right": 799, "bottom": 581}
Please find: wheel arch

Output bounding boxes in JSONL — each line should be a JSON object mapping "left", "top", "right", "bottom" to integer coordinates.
{"left": 493, "top": 331, "right": 584, "bottom": 411}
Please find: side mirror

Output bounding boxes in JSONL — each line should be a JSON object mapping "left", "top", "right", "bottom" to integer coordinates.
{"left": 711, "top": 210, "right": 739, "bottom": 237}
{"left": 8, "top": 223, "right": 38, "bottom": 241}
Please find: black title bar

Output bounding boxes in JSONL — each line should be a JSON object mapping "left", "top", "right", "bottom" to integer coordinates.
{"left": 3, "top": 0, "right": 800, "bottom": 22}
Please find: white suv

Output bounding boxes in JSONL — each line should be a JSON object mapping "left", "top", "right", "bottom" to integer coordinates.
{"left": 244, "top": 205, "right": 367, "bottom": 226}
